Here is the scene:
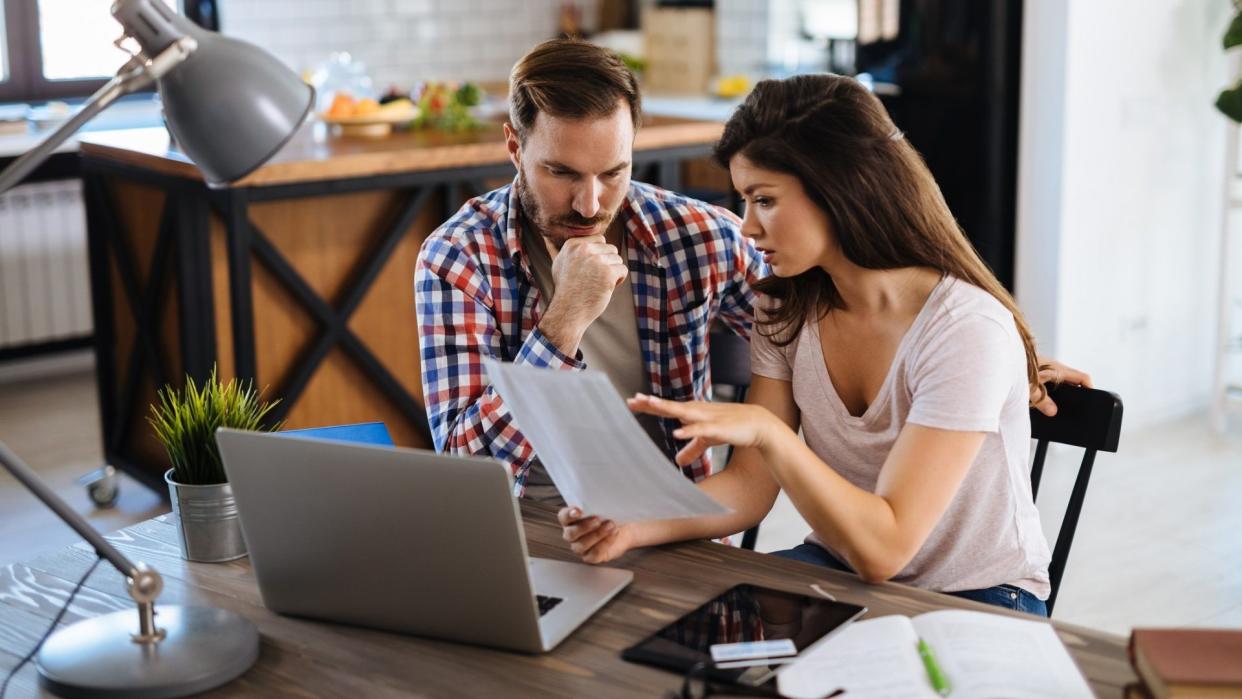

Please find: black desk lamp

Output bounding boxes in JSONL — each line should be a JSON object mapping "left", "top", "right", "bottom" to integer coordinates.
{"left": 0, "top": 0, "right": 313, "bottom": 695}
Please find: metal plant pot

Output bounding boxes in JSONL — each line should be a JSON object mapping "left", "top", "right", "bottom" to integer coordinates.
{"left": 164, "top": 469, "right": 247, "bottom": 562}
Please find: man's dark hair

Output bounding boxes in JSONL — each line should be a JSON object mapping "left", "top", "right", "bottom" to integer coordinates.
{"left": 508, "top": 38, "right": 641, "bottom": 142}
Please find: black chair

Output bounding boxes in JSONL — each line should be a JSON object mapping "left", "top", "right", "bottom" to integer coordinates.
{"left": 707, "top": 330, "right": 761, "bottom": 550}
{"left": 1029, "top": 382, "right": 1123, "bottom": 615}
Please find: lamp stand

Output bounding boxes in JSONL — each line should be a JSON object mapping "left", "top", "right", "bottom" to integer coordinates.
{"left": 37, "top": 606, "right": 259, "bottom": 699}
{"left": 0, "top": 441, "right": 259, "bottom": 698}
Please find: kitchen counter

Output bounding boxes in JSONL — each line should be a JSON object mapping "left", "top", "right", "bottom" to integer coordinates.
{"left": 78, "top": 113, "right": 723, "bottom": 187}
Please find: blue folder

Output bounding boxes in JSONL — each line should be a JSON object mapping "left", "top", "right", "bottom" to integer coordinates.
{"left": 280, "top": 421, "right": 394, "bottom": 447}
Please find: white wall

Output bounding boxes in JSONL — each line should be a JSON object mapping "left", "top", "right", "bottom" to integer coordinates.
{"left": 216, "top": 0, "right": 595, "bottom": 89}
{"left": 1017, "top": 0, "right": 1232, "bottom": 429}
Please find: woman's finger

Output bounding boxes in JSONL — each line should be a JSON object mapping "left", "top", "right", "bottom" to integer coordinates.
{"left": 570, "top": 520, "right": 616, "bottom": 556}
{"left": 1056, "top": 365, "right": 1092, "bottom": 388}
{"left": 562, "top": 516, "right": 603, "bottom": 542}
{"left": 675, "top": 436, "right": 713, "bottom": 466}
{"left": 1036, "top": 359, "right": 1093, "bottom": 388}
{"left": 557, "top": 506, "right": 585, "bottom": 527}
{"left": 627, "top": 394, "right": 709, "bottom": 420}
{"left": 1031, "top": 395, "right": 1058, "bottom": 417}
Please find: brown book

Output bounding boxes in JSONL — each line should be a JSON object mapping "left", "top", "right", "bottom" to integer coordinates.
{"left": 1129, "top": 628, "right": 1242, "bottom": 698}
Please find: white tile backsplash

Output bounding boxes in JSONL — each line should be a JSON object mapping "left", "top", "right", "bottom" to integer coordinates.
{"left": 218, "top": 0, "right": 571, "bottom": 89}
{"left": 217, "top": 0, "right": 771, "bottom": 95}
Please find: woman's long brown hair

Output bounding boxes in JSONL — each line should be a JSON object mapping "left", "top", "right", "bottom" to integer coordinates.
{"left": 715, "top": 74, "right": 1044, "bottom": 399}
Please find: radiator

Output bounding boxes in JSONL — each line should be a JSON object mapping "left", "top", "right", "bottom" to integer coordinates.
{"left": 0, "top": 179, "right": 92, "bottom": 349}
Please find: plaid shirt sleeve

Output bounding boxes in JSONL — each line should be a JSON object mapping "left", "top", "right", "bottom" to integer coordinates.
{"left": 713, "top": 206, "right": 766, "bottom": 338}
{"left": 415, "top": 229, "right": 585, "bottom": 481}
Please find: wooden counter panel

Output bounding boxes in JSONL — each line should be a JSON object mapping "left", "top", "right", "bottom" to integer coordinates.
{"left": 250, "top": 258, "right": 317, "bottom": 404}
{"left": 209, "top": 211, "right": 233, "bottom": 380}
{"left": 245, "top": 190, "right": 437, "bottom": 448}
{"left": 249, "top": 190, "right": 407, "bottom": 303}
{"left": 278, "top": 347, "right": 425, "bottom": 448}
{"left": 344, "top": 197, "right": 442, "bottom": 437}
{"left": 106, "top": 181, "right": 185, "bottom": 477}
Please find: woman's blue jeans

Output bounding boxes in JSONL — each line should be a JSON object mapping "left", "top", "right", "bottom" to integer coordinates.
{"left": 773, "top": 543, "right": 1049, "bottom": 617}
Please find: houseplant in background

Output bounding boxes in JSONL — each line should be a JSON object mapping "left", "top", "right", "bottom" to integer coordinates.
{"left": 149, "top": 368, "right": 280, "bottom": 562}
{"left": 1217, "top": 2, "right": 1242, "bottom": 122}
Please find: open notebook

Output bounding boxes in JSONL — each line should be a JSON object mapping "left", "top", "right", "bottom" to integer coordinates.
{"left": 777, "top": 609, "right": 1093, "bottom": 699}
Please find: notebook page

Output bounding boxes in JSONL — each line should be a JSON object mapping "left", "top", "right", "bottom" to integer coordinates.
{"left": 777, "top": 615, "right": 937, "bottom": 699}
{"left": 913, "top": 609, "right": 1093, "bottom": 699}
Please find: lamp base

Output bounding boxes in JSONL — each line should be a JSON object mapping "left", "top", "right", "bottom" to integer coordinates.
{"left": 36, "top": 605, "right": 258, "bottom": 699}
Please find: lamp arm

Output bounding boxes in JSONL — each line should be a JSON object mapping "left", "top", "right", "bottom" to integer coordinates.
{"left": 0, "top": 440, "right": 143, "bottom": 583}
{"left": 0, "top": 37, "right": 196, "bottom": 196}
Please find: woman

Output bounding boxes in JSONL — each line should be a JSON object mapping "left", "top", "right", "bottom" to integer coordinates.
{"left": 559, "top": 74, "right": 1090, "bottom": 616}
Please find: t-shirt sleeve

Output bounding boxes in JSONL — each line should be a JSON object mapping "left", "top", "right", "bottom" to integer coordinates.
{"left": 906, "top": 313, "right": 1020, "bottom": 433}
{"left": 749, "top": 299, "right": 793, "bottom": 381}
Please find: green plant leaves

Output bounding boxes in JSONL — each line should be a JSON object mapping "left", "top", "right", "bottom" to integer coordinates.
{"left": 1226, "top": 11, "right": 1242, "bottom": 49}
{"left": 1218, "top": 83, "right": 1242, "bottom": 123}
{"left": 147, "top": 367, "right": 281, "bottom": 486}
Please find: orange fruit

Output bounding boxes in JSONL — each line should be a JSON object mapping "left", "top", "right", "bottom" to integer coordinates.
{"left": 354, "top": 98, "right": 380, "bottom": 116}
{"left": 327, "top": 92, "right": 356, "bottom": 117}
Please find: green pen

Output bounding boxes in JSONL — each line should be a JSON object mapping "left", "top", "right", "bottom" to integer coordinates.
{"left": 918, "top": 637, "right": 951, "bottom": 696}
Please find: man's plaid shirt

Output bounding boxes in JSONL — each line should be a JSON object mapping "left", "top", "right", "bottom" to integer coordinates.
{"left": 415, "top": 179, "right": 766, "bottom": 495}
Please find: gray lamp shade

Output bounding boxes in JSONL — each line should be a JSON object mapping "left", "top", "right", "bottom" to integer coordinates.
{"left": 113, "top": 0, "right": 314, "bottom": 185}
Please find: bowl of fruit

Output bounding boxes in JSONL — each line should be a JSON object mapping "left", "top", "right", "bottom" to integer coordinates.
{"left": 320, "top": 91, "right": 418, "bottom": 137}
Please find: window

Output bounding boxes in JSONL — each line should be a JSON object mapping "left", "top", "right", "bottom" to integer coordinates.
{"left": 0, "top": 3, "right": 8, "bottom": 82}
{"left": 0, "top": 0, "right": 217, "bottom": 103}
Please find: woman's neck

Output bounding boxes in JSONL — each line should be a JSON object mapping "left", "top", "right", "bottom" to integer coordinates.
{"left": 825, "top": 263, "right": 942, "bottom": 317}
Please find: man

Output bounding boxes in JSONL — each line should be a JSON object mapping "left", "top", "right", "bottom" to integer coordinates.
{"left": 415, "top": 39, "right": 762, "bottom": 500}
{"left": 416, "top": 39, "right": 1085, "bottom": 502}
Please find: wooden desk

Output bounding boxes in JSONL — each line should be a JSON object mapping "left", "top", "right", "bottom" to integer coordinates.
{"left": 0, "top": 503, "right": 1136, "bottom": 697}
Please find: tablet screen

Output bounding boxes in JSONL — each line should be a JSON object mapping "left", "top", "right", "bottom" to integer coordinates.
{"left": 622, "top": 584, "right": 867, "bottom": 685}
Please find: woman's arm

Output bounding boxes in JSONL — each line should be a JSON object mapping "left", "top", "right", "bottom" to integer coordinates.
{"left": 631, "top": 396, "right": 987, "bottom": 582}
{"left": 558, "top": 375, "right": 799, "bottom": 563}
{"left": 761, "top": 422, "right": 985, "bottom": 582}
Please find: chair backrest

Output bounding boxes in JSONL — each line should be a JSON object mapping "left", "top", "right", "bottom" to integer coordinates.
{"left": 709, "top": 331, "right": 760, "bottom": 549}
{"left": 709, "top": 330, "right": 752, "bottom": 392}
{"left": 281, "top": 421, "right": 395, "bottom": 447}
{"left": 1029, "top": 383, "right": 1123, "bottom": 615}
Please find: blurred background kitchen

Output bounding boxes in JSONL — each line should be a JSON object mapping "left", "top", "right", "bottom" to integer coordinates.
{"left": 1, "top": 0, "right": 1238, "bottom": 638}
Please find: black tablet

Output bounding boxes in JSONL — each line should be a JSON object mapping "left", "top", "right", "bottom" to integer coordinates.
{"left": 622, "top": 584, "right": 867, "bottom": 687}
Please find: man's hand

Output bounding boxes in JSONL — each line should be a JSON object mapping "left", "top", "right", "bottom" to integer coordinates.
{"left": 537, "top": 234, "right": 626, "bottom": 355}
{"left": 1031, "top": 358, "right": 1093, "bottom": 416}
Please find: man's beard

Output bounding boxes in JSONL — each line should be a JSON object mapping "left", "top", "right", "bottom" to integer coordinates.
{"left": 516, "top": 169, "right": 615, "bottom": 251}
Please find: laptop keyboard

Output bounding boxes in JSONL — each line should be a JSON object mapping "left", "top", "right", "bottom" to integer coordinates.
{"left": 536, "top": 594, "right": 564, "bottom": 616}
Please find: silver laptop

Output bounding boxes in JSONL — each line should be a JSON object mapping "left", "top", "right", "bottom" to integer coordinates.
{"left": 215, "top": 428, "right": 633, "bottom": 653}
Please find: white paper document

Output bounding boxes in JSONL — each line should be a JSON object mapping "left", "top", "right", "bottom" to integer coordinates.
{"left": 482, "top": 358, "right": 731, "bottom": 522}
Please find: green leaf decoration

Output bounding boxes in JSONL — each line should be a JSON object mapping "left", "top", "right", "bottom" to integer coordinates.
{"left": 147, "top": 366, "right": 281, "bottom": 485}
{"left": 1226, "top": 11, "right": 1242, "bottom": 49}
{"left": 1217, "top": 83, "right": 1242, "bottom": 123}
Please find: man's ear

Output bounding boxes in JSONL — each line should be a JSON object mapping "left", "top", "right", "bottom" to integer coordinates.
{"left": 503, "top": 122, "right": 521, "bottom": 170}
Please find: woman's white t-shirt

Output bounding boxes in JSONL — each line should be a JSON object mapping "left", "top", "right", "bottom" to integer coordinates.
{"left": 750, "top": 275, "right": 1052, "bottom": 598}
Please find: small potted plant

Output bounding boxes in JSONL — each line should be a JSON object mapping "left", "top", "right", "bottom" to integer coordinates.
{"left": 148, "top": 368, "right": 280, "bottom": 562}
